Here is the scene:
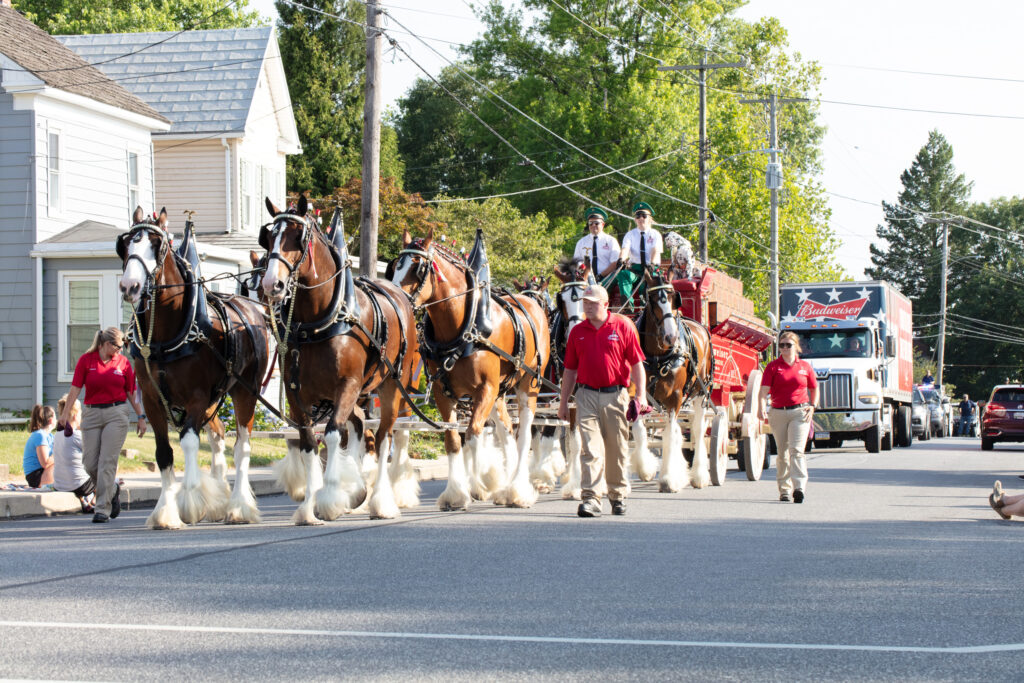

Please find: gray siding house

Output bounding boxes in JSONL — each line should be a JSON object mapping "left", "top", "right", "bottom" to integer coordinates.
{"left": 0, "top": 1, "right": 169, "bottom": 410}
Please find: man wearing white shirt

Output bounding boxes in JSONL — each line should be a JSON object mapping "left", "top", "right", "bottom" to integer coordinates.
{"left": 616, "top": 201, "right": 663, "bottom": 307}
{"left": 573, "top": 207, "right": 620, "bottom": 281}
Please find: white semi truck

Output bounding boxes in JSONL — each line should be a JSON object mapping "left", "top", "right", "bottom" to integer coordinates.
{"left": 778, "top": 281, "right": 914, "bottom": 452}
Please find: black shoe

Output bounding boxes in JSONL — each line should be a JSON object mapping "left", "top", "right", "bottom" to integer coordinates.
{"left": 780, "top": 493, "right": 790, "bottom": 502}
{"left": 577, "top": 499, "right": 602, "bottom": 517}
{"left": 92, "top": 512, "right": 109, "bottom": 523}
{"left": 110, "top": 484, "right": 122, "bottom": 519}
{"left": 793, "top": 490, "right": 804, "bottom": 504}
{"left": 611, "top": 500, "right": 626, "bottom": 516}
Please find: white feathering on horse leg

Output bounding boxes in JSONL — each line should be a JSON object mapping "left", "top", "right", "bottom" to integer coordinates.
{"left": 479, "top": 425, "right": 506, "bottom": 496}
{"left": 273, "top": 442, "right": 306, "bottom": 501}
{"left": 206, "top": 425, "right": 230, "bottom": 496}
{"left": 293, "top": 447, "right": 324, "bottom": 525}
{"left": 529, "top": 433, "right": 560, "bottom": 494}
{"left": 688, "top": 409, "right": 711, "bottom": 489}
{"left": 315, "top": 426, "right": 366, "bottom": 520}
{"left": 146, "top": 466, "right": 183, "bottom": 530}
{"left": 389, "top": 430, "right": 420, "bottom": 508}
{"left": 659, "top": 413, "right": 686, "bottom": 493}
{"left": 350, "top": 428, "right": 372, "bottom": 514}
{"left": 225, "top": 429, "right": 260, "bottom": 524}
{"left": 561, "top": 425, "right": 583, "bottom": 500}
{"left": 438, "top": 446, "right": 472, "bottom": 511}
{"left": 499, "top": 396, "right": 539, "bottom": 508}
{"left": 176, "top": 429, "right": 226, "bottom": 524}
{"left": 466, "top": 432, "right": 491, "bottom": 502}
{"left": 631, "top": 419, "right": 658, "bottom": 482}
{"left": 369, "top": 435, "right": 400, "bottom": 519}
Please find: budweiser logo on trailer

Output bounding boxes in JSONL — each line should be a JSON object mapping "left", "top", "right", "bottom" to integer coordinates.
{"left": 795, "top": 297, "right": 869, "bottom": 320}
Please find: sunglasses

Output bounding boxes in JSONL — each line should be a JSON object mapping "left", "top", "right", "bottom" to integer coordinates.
{"left": 778, "top": 343, "right": 794, "bottom": 348}
{"left": 634, "top": 212, "right": 651, "bottom": 218}
{"left": 109, "top": 342, "right": 123, "bottom": 350}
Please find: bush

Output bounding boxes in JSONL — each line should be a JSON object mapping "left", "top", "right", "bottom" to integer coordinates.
{"left": 217, "top": 396, "right": 284, "bottom": 432}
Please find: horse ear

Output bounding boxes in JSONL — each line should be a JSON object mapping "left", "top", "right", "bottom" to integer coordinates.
{"left": 249, "top": 250, "right": 260, "bottom": 267}
{"left": 297, "top": 193, "right": 309, "bottom": 216}
{"left": 422, "top": 227, "right": 434, "bottom": 248}
{"left": 402, "top": 228, "right": 412, "bottom": 247}
{"left": 258, "top": 224, "right": 271, "bottom": 251}
{"left": 552, "top": 266, "right": 567, "bottom": 283}
{"left": 158, "top": 208, "right": 168, "bottom": 229}
{"left": 673, "top": 291, "right": 682, "bottom": 310}
{"left": 132, "top": 206, "right": 144, "bottom": 225}
{"left": 115, "top": 234, "right": 127, "bottom": 262}
{"left": 266, "top": 197, "right": 279, "bottom": 217}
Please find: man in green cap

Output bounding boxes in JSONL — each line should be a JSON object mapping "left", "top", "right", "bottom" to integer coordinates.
{"left": 616, "top": 201, "right": 663, "bottom": 308}
{"left": 573, "top": 207, "right": 620, "bottom": 281}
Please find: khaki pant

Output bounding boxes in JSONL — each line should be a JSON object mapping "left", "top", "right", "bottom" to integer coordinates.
{"left": 577, "top": 386, "right": 629, "bottom": 502}
{"left": 82, "top": 403, "right": 130, "bottom": 516}
{"left": 768, "top": 407, "right": 811, "bottom": 495}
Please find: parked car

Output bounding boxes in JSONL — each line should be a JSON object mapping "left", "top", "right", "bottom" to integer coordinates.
{"left": 981, "top": 385, "right": 1024, "bottom": 450}
{"left": 918, "top": 386, "right": 949, "bottom": 438}
{"left": 911, "top": 387, "right": 930, "bottom": 441}
{"left": 941, "top": 396, "right": 954, "bottom": 437}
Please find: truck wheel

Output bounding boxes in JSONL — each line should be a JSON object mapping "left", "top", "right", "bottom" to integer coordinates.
{"left": 865, "top": 425, "right": 882, "bottom": 453}
{"left": 981, "top": 436, "right": 994, "bottom": 451}
{"left": 920, "top": 425, "right": 930, "bottom": 441}
{"left": 881, "top": 427, "right": 893, "bottom": 451}
{"left": 896, "top": 406, "right": 912, "bottom": 447}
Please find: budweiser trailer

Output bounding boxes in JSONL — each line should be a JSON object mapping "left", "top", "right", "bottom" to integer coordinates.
{"left": 779, "top": 281, "right": 914, "bottom": 453}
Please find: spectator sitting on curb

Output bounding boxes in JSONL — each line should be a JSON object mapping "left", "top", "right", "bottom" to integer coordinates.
{"left": 22, "top": 405, "right": 56, "bottom": 488}
{"left": 54, "top": 394, "right": 96, "bottom": 513}
{"left": 989, "top": 480, "right": 1024, "bottom": 520}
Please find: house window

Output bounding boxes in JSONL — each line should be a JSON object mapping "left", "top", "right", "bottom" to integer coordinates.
{"left": 261, "top": 166, "right": 272, "bottom": 208}
{"left": 47, "top": 131, "right": 61, "bottom": 214}
{"left": 58, "top": 272, "right": 131, "bottom": 382}
{"left": 240, "top": 159, "right": 252, "bottom": 231}
{"left": 127, "top": 152, "right": 140, "bottom": 211}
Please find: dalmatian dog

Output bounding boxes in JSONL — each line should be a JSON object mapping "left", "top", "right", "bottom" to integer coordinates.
{"left": 664, "top": 232, "right": 702, "bottom": 280}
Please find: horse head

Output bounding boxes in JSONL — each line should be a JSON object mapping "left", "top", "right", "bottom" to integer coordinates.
{"left": 644, "top": 266, "right": 679, "bottom": 347}
{"left": 391, "top": 228, "right": 441, "bottom": 305}
{"left": 117, "top": 206, "right": 171, "bottom": 304}
{"left": 259, "top": 194, "right": 319, "bottom": 303}
{"left": 553, "top": 256, "right": 588, "bottom": 334}
{"left": 243, "top": 250, "right": 268, "bottom": 300}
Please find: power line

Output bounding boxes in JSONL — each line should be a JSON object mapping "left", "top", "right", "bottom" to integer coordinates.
{"left": 825, "top": 62, "right": 1024, "bottom": 84}
{"left": 547, "top": 0, "right": 663, "bottom": 64}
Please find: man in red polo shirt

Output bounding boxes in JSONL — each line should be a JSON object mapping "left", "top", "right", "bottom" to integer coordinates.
{"left": 557, "top": 284, "right": 646, "bottom": 517}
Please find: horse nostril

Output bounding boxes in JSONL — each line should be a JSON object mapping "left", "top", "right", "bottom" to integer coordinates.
{"left": 273, "top": 281, "right": 284, "bottom": 292}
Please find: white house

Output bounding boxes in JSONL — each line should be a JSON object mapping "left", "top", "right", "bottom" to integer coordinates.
{"left": 0, "top": 0, "right": 170, "bottom": 409}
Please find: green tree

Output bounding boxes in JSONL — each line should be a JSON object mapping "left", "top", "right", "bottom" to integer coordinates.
{"left": 15, "top": 0, "right": 262, "bottom": 34}
{"left": 867, "top": 130, "right": 973, "bottom": 317}
{"left": 395, "top": 0, "right": 840, "bottom": 315}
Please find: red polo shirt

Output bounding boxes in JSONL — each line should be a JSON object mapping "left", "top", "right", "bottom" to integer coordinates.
{"left": 71, "top": 351, "right": 137, "bottom": 405}
{"left": 564, "top": 313, "right": 644, "bottom": 388}
{"left": 763, "top": 357, "right": 817, "bottom": 408}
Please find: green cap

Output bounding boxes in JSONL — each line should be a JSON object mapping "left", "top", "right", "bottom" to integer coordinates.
{"left": 585, "top": 207, "right": 608, "bottom": 222}
{"left": 632, "top": 201, "right": 654, "bottom": 217}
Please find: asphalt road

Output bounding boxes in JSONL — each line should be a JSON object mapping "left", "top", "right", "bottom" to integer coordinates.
{"left": 2, "top": 435, "right": 1023, "bottom": 681}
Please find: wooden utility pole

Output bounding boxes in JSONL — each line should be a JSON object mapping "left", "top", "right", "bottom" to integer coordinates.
{"left": 936, "top": 219, "right": 949, "bottom": 386}
{"left": 657, "top": 52, "right": 746, "bottom": 262}
{"left": 359, "top": 2, "right": 383, "bottom": 278}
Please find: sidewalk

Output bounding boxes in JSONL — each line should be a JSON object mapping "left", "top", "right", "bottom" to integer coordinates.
{"left": 0, "top": 457, "right": 449, "bottom": 521}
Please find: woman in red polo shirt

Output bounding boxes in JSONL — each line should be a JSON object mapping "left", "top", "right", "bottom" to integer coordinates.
{"left": 59, "top": 327, "right": 146, "bottom": 524}
{"left": 757, "top": 331, "right": 819, "bottom": 504}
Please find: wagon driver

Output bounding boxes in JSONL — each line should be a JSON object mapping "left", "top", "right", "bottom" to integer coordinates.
{"left": 573, "top": 207, "right": 620, "bottom": 282}
{"left": 616, "top": 201, "right": 663, "bottom": 309}
{"left": 557, "top": 283, "right": 646, "bottom": 518}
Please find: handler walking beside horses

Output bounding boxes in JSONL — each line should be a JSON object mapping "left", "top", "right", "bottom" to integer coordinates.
{"left": 557, "top": 284, "right": 647, "bottom": 517}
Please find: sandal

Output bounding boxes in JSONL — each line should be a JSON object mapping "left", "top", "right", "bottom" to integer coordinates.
{"left": 990, "top": 493, "right": 1011, "bottom": 520}
{"left": 993, "top": 480, "right": 1004, "bottom": 505}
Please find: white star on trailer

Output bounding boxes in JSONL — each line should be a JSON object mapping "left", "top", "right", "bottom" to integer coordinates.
{"left": 827, "top": 288, "right": 842, "bottom": 302}
{"left": 829, "top": 334, "right": 844, "bottom": 348}
{"left": 857, "top": 287, "right": 872, "bottom": 300}
{"left": 782, "top": 311, "right": 798, "bottom": 322}
{"left": 796, "top": 289, "right": 811, "bottom": 302}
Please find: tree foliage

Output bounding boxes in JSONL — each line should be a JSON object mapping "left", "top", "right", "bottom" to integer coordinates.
{"left": 394, "top": 0, "right": 842, "bottom": 314}
{"left": 867, "top": 130, "right": 973, "bottom": 317}
{"left": 15, "top": 0, "right": 262, "bottom": 34}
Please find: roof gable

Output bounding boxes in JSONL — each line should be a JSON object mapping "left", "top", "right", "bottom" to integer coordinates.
{"left": 58, "top": 27, "right": 294, "bottom": 140}
{"left": 0, "top": 5, "right": 167, "bottom": 123}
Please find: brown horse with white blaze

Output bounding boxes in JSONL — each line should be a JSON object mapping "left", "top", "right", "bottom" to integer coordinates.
{"left": 636, "top": 266, "right": 715, "bottom": 491}
{"left": 117, "top": 208, "right": 272, "bottom": 528}
{"left": 260, "top": 196, "right": 420, "bottom": 523}
{"left": 392, "top": 230, "right": 551, "bottom": 510}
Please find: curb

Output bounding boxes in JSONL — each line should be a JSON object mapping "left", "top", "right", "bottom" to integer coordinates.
{"left": 1, "top": 457, "right": 448, "bottom": 521}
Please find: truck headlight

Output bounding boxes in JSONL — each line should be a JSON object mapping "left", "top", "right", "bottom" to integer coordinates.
{"left": 857, "top": 394, "right": 880, "bottom": 404}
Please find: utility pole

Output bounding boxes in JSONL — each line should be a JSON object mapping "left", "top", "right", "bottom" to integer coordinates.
{"left": 739, "top": 94, "right": 807, "bottom": 326}
{"left": 936, "top": 219, "right": 949, "bottom": 386}
{"left": 359, "top": 1, "right": 383, "bottom": 278}
{"left": 657, "top": 52, "right": 746, "bottom": 263}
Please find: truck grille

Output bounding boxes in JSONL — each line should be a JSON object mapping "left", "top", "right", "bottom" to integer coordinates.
{"left": 817, "top": 374, "right": 852, "bottom": 410}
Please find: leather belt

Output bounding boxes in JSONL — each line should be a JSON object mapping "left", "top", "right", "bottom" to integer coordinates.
{"left": 579, "top": 384, "right": 624, "bottom": 394}
{"left": 88, "top": 401, "right": 126, "bottom": 409}
{"left": 775, "top": 402, "right": 810, "bottom": 410}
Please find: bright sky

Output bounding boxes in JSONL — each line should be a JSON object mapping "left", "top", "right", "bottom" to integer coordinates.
{"left": 254, "top": 0, "right": 1024, "bottom": 278}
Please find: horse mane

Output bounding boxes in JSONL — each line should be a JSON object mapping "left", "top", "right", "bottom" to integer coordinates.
{"left": 411, "top": 237, "right": 466, "bottom": 268}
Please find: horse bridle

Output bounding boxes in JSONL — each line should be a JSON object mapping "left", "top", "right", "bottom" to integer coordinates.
{"left": 645, "top": 271, "right": 678, "bottom": 342}
{"left": 558, "top": 280, "right": 587, "bottom": 328}
{"left": 116, "top": 223, "right": 171, "bottom": 290}
{"left": 394, "top": 241, "right": 440, "bottom": 304}
{"left": 260, "top": 213, "right": 314, "bottom": 279}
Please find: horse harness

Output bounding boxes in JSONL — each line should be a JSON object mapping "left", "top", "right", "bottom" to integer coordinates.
{"left": 397, "top": 242, "right": 557, "bottom": 400}
{"left": 639, "top": 282, "right": 715, "bottom": 404}
{"left": 122, "top": 223, "right": 269, "bottom": 430}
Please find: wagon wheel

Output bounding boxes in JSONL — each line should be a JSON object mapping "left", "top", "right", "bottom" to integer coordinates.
{"left": 708, "top": 408, "right": 729, "bottom": 486}
{"left": 740, "top": 369, "right": 766, "bottom": 481}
